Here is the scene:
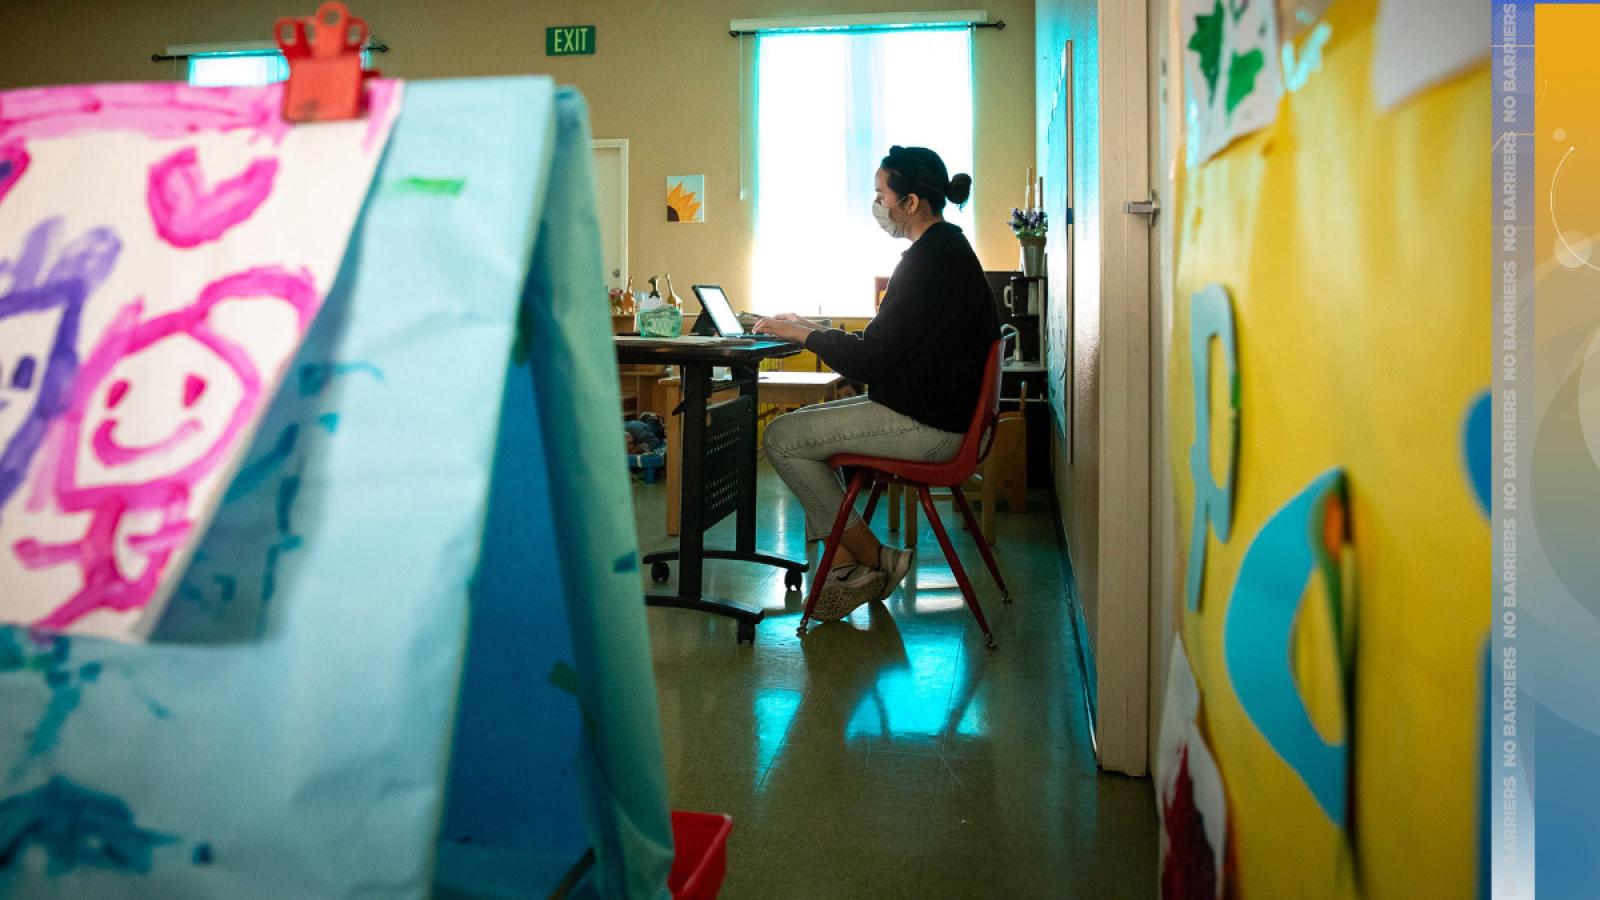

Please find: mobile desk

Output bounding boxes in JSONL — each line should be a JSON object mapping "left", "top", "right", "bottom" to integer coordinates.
{"left": 614, "top": 336, "right": 808, "bottom": 643}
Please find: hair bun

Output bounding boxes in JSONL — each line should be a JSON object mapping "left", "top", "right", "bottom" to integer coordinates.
{"left": 946, "top": 173, "right": 973, "bottom": 207}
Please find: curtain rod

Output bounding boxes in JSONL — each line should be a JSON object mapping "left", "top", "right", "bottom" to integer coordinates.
{"left": 729, "top": 21, "right": 1003, "bottom": 37}
{"left": 151, "top": 40, "right": 389, "bottom": 63}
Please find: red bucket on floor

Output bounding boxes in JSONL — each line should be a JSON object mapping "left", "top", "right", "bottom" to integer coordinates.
{"left": 669, "top": 810, "right": 733, "bottom": 900}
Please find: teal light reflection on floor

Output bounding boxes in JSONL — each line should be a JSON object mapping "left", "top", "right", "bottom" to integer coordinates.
{"left": 752, "top": 688, "right": 803, "bottom": 775}
{"left": 846, "top": 626, "right": 968, "bottom": 741}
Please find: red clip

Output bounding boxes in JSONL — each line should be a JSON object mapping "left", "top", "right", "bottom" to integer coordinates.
{"left": 276, "top": 1, "right": 378, "bottom": 122}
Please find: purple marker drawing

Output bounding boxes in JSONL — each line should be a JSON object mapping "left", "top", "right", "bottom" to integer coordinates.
{"left": 147, "top": 146, "right": 278, "bottom": 249}
{"left": 13, "top": 266, "right": 318, "bottom": 632}
{"left": 0, "top": 219, "right": 120, "bottom": 514}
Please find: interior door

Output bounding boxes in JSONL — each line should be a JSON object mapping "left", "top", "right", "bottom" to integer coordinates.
{"left": 591, "top": 139, "right": 629, "bottom": 290}
{"left": 1092, "top": 0, "right": 1155, "bottom": 775}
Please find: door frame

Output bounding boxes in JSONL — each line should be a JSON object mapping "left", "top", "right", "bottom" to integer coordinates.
{"left": 1146, "top": 0, "right": 1183, "bottom": 776}
{"left": 591, "top": 138, "right": 630, "bottom": 289}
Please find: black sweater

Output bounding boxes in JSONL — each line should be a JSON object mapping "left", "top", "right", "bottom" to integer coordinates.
{"left": 805, "top": 222, "right": 999, "bottom": 434}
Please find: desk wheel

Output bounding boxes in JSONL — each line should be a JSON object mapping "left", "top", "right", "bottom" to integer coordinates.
{"left": 650, "top": 561, "right": 671, "bottom": 583}
{"left": 737, "top": 621, "right": 757, "bottom": 644}
{"left": 784, "top": 568, "right": 804, "bottom": 591}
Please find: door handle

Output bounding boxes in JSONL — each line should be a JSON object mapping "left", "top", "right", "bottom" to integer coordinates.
{"left": 1124, "top": 191, "right": 1160, "bottom": 220}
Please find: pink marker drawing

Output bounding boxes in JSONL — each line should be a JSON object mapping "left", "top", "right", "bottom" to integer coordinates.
{"left": 0, "top": 80, "right": 401, "bottom": 178}
{"left": 0, "top": 83, "right": 292, "bottom": 147}
{"left": 147, "top": 146, "right": 278, "bottom": 249}
{"left": 0, "top": 140, "right": 27, "bottom": 206}
{"left": 13, "top": 267, "right": 317, "bottom": 632}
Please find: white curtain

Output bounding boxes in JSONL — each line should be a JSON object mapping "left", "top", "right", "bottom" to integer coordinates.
{"left": 755, "top": 28, "right": 975, "bottom": 316}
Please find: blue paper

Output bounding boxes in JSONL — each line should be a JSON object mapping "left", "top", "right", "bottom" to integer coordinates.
{"left": 1186, "top": 283, "right": 1240, "bottom": 611}
{"left": 1463, "top": 389, "right": 1491, "bottom": 516}
{"left": 1222, "top": 468, "right": 1350, "bottom": 826}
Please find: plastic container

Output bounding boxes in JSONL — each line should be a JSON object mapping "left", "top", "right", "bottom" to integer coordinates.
{"left": 628, "top": 450, "right": 666, "bottom": 483}
{"left": 668, "top": 811, "right": 733, "bottom": 900}
{"left": 636, "top": 295, "right": 683, "bottom": 337}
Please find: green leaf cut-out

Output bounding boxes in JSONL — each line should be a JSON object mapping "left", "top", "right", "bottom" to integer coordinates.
{"left": 1188, "top": 0, "right": 1227, "bottom": 103}
{"left": 1226, "top": 48, "right": 1265, "bottom": 115}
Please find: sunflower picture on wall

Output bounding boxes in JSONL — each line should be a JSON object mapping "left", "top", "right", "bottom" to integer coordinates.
{"left": 667, "top": 175, "right": 704, "bottom": 222}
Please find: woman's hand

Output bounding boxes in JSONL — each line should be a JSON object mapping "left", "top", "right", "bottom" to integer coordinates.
{"left": 754, "top": 314, "right": 821, "bottom": 343}
{"left": 769, "top": 312, "right": 825, "bottom": 332}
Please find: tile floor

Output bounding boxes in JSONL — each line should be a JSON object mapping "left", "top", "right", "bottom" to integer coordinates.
{"left": 634, "top": 464, "right": 1157, "bottom": 899}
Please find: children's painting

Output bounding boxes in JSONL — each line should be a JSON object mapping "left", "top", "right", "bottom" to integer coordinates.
{"left": 0, "top": 81, "right": 402, "bottom": 642}
{"left": 667, "top": 174, "right": 704, "bottom": 223}
{"left": 1180, "top": 0, "right": 1283, "bottom": 165}
{"left": 1156, "top": 639, "right": 1228, "bottom": 899}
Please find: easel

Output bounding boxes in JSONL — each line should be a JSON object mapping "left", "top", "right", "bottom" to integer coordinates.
{"left": 0, "top": 6, "right": 686, "bottom": 896}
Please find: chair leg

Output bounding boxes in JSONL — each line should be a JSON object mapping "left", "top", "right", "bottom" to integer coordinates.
{"left": 917, "top": 486, "right": 996, "bottom": 649}
{"left": 862, "top": 477, "right": 885, "bottom": 525}
{"left": 799, "top": 470, "right": 869, "bottom": 635}
{"left": 951, "top": 485, "right": 1009, "bottom": 603}
{"left": 887, "top": 483, "right": 902, "bottom": 532}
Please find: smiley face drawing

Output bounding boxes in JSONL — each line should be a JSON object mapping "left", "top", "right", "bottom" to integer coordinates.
{"left": 13, "top": 266, "right": 316, "bottom": 632}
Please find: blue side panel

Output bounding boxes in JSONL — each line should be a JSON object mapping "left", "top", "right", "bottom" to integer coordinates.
{"left": 523, "top": 89, "right": 674, "bottom": 900}
{"left": 435, "top": 347, "right": 588, "bottom": 884}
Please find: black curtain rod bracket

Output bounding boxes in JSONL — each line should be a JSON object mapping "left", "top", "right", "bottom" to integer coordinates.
{"left": 152, "top": 39, "right": 389, "bottom": 63}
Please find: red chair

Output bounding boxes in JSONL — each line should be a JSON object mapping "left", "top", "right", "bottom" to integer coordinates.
{"left": 798, "top": 340, "right": 1010, "bottom": 648}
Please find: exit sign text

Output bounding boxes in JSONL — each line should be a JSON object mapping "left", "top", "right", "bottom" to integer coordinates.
{"left": 546, "top": 26, "right": 595, "bottom": 56}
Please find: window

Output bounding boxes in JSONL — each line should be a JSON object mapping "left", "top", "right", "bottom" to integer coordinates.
{"left": 184, "top": 46, "right": 370, "bottom": 87}
{"left": 187, "top": 53, "right": 290, "bottom": 87}
{"left": 755, "top": 27, "right": 974, "bottom": 316}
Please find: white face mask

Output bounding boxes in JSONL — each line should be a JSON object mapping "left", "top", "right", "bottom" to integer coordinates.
{"left": 873, "top": 198, "right": 907, "bottom": 239}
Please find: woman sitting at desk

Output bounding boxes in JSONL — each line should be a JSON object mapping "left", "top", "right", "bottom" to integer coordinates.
{"left": 754, "top": 145, "right": 999, "bottom": 621}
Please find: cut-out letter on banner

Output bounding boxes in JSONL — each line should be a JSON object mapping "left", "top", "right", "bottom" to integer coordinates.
{"left": 1186, "top": 284, "right": 1239, "bottom": 611}
{"left": 1223, "top": 468, "right": 1353, "bottom": 827}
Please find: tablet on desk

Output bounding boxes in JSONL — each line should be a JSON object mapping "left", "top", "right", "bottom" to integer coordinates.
{"left": 691, "top": 284, "right": 800, "bottom": 344}
{"left": 690, "top": 284, "right": 751, "bottom": 336}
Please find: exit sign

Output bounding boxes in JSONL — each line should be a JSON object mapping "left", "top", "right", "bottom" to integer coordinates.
{"left": 546, "top": 25, "right": 596, "bottom": 56}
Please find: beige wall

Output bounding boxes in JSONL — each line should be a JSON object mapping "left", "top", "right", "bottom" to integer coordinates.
{"left": 1035, "top": 0, "right": 1100, "bottom": 640}
{"left": 0, "top": 0, "right": 1034, "bottom": 312}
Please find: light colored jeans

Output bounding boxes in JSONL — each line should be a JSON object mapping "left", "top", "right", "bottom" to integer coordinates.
{"left": 763, "top": 395, "right": 963, "bottom": 541}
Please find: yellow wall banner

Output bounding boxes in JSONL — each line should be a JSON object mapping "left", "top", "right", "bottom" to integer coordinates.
{"left": 1168, "top": 0, "right": 1488, "bottom": 896}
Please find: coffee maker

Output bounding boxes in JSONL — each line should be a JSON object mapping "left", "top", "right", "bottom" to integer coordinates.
{"left": 985, "top": 271, "right": 1044, "bottom": 363}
